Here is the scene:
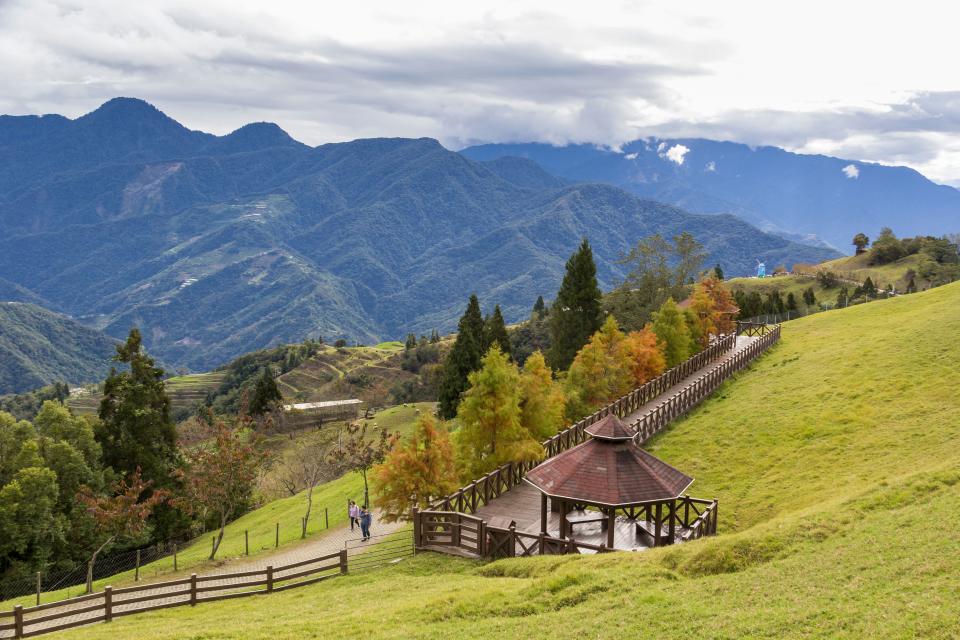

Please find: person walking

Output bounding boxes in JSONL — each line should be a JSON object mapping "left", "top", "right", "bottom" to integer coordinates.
{"left": 348, "top": 500, "right": 359, "bottom": 531}
{"left": 359, "top": 506, "right": 372, "bottom": 541}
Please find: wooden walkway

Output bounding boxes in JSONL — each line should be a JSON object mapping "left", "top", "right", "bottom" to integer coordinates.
{"left": 472, "top": 335, "right": 759, "bottom": 550}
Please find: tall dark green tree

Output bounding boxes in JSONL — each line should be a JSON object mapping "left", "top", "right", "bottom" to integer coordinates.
{"left": 532, "top": 296, "right": 546, "bottom": 319}
{"left": 438, "top": 295, "right": 486, "bottom": 419}
{"left": 548, "top": 239, "right": 603, "bottom": 371}
{"left": 97, "top": 329, "right": 177, "bottom": 485}
{"left": 485, "top": 305, "right": 512, "bottom": 360}
{"left": 249, "top": 367, "right": 282, "bottom": 416}
{"left": 713, "top": 264, "right": 724, "bottom": 281}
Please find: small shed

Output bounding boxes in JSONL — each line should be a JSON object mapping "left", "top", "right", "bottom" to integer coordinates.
{"left": 282, "top": 398, "right": 362, "bottom": 422}
{"left": 524, "top": 414, "right": 694, "bottom": 548}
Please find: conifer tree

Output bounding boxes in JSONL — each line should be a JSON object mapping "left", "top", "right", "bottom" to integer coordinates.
{"left": 438, "top": 295, "right": 485, "bottom": 419}
{"left": 372, "top": 413, "right": 457, "bottom": 522}
{"left": 548, "top": 238, "right": 603, "bottom": 371}
{"left": 249, "top": 367, "right": 282, "bottom": 417}
{"left": 485, "top": 305, "right": 512, "bottom": 359}
{"left": 624, "top": 328, "right": 666, "bottom": 386}
{"left": 532, "top": 295, "right": 546, "bottom": 319}
{"left": 786, "top": 292, "right": 798, "bottom": 311}
{"left": 651, "top": 298, "right": 694, "bottom": 367}
{"left": 455, "top": 348, "right": 542, "bottom": 480}
{"left": 563, "top": 316, "right": 634, "bottom": 421}
{"left": 518, "top": 351, "right": 566, "bottom": 441}
{"left": 714, "top": 264, "right": 724, "bottom": 280}
{"left": 802, "top": 287, "right": 817, "bottom": 306}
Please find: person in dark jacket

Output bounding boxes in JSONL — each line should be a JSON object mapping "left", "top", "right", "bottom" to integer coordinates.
{"left": 359, "top": 506, "right": 372, "bottom": 541}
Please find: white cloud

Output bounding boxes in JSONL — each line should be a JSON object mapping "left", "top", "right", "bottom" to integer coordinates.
{"left": 842, "top": 164, "right": 860, "bottom": 179}
{"left": 662, "top": 143, "right": 690, "bottom": 165}
{"left": 705, "top": 160, "right": 716, "bottom": 172}
{"left": 624, "top": 152, "right": 638, "bottom": 160}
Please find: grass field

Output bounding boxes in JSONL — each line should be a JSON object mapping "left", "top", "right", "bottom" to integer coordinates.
{"left": 59, "top": 282, "right": 960, "bottom": 639}
{"left": 816, "top": 253, "right": 926, "bottom": 290}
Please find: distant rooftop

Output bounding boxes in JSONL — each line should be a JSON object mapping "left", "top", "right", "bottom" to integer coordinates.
{"left": 283, "top": 399, "right": 362, "bottom": 411}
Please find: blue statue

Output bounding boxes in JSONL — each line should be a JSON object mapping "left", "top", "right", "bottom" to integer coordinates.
{"left": 756, "top": 260, "right": 766, "bottom": 278}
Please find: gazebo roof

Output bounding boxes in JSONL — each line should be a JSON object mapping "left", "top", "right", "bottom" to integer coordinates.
{"left": 525, "top": 416, "right": 693, "bottom": 506}
{"left": 584, "top": 413, "right": 636, "bottom": 441}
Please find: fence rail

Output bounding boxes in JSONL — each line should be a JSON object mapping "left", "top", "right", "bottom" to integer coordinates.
{"left": 431, "top": 333, "right": 739, "bottom": 515}
{"left": 0, "top": 550, "right": 348, "bottom": 639}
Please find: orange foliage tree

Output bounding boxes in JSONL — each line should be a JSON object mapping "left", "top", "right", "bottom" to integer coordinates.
{"left": 564, "top": 316, "right": 634, "bottom": 421}
{"left": 372, "top": 413, "right": 457, "bottom": 522}
{"left": 623, "top": 327, "right": 667, "bottom": 385}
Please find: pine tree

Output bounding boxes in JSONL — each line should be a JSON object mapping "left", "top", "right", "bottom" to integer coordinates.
{"left": 518, "top": 351, "right": 566, "bottom": 441}
{"left": 97, "top": 329, "right": 177, "bottom": 488}
{"left": 532, "top": 295, "right": 546, "bottom": 319}
{"left": 786, "top": 292, "right": 798, "bottom": 311}
{"left": 714, "top": 264, "right": 724, "bottom": 280}
{"left": 372, "top": 413, "right": 457, "bottom": 522}
{"left": 438, "top": 295, "right": 486, "bottom": 419}
{"left": 803, "top": 287, "right": 817, "bottom": 306}
{"left": 548, "top": 238, "right": 603, "bottom": 371}
{"left": 455, "top": 348, "right": 542, "bottom": 480}
{"left": 485, "top": 305, "right": 512, "bottom": 359}
{"left": 651, "top": 298, "right": 694, "bottom": 367}
{"left": 404, "top": 333, "right": 417, "bottom": 350}
{"left": 249, "top": 367, "right": 282, "bottom": 416}
{"left": 564, "top": 316, "right": 634, "bottom": 421}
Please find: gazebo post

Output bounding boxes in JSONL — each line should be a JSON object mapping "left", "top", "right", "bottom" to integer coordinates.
{"left": 667, "top": 499, "right": 676, "bottom": 544}
{"left": 653, "top": 502, "right": 663, "bottom": 547}
{"left": 540, "top": 492, "right": 548, "bottom": 535}
{"left": 606, "top": 508, "right": 615, "bottom": 549}
{"left": 559, "top": 500, "right": 568, "bottom": 539}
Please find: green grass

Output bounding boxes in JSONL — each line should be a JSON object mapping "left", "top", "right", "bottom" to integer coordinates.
{"left": 726, "top": 274, "right": 829, "bottom": 308}
{"left": 44, "top": 284, "right": 960, "bottom": 637}
{"left": 372, "top": 341, "right": 405, "bottom": 350}
{"left": 817, "top": 253, "right": 927, "bottom": 290}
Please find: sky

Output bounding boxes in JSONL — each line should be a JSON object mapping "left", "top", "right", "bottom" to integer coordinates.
{"left": 3, "top": 0, "right": 960, "bottom": 184}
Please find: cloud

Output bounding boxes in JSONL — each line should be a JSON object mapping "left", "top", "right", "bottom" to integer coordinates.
{"left": 662, "top": 143, "right": 689, "bottom": 165}
{"left": 842, "top": 164, "right": 859, "bottom": 179}
{"left": 705, "top": 160, "right": 716, "bottom": 172}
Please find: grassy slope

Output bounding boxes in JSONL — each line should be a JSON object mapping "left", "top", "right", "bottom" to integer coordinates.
{"left": 60, "top": 282, "right": 960, "bottom": 639}
{"left": 818, "top": 253, "right": 927, "bottom": 290}
{"left": 726, "top": 274, "right": 829, "bottom": 306}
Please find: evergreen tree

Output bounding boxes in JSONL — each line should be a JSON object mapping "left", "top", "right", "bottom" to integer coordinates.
{"left": 404, "top": 333, "right": 417, "bottom": 350}
{"left": 548, "top": 239, "right": 603, "bottom": 371}
{"left": 862, "top": 277, "right": 878, "bottom": 298}
{"left": 518, "top": 351, "right": 566, "bottom": 441}
{"left": 837, "top": 287, "right": 849, "bottom": 307}
{"left": 532, "top": 295, "right": 546, "bottom": 319}
{"left": 802, "top": 287, "right": 817, "bottom": 306}
{"left": 249, "top": 367, "right": 282, "bottom": 417}
{"left": 651, "top": 298, "right": 694, "bottom": 368}
{"left": 786, "top": 292, "right": 798, "bottom": 311}
{"left": 97, "top": 329, "right": 177, "bottom": 488}
{"left": 714, "top": 264, "right": 724, "bottom": 280}
{"left": 455, "top": 348, "right": 542, "bottom": 480}
{"left": 438, "top": 295, "right": 486, "bottom": 419}
{"left": 485, "top": 305, "right": 512, "bottom": 359}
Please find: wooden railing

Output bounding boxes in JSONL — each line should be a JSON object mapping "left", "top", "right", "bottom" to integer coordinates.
{"left": 736, "top": 321, "right": 776, "bottom": 337}
{"left": 431, "top": 333, "right": 740, "bottom": 514}
{"left": 0, "top": 550, "right": 347, "bottom": 639}
{"left": 413, "top": 511, "right": 486, "bottom": 556}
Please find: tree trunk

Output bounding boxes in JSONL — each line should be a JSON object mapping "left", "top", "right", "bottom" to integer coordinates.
{"left": 86, "top": 536, "right": 114, "bottom": 594}
{"left": 361, "top": 468, "right": 369, "bottom": 508}
{"left": 210, "top": 513, "right": 228, "bottom": 560}
{"left": 303, "top": 483, "right": 315, "bottom": 536}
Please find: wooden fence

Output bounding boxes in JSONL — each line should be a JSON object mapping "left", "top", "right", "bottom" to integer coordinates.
{"left": 0, "top": 550, "right": 347, "bottom": 639}
{"left": 431, "top": 333, "right": 740, "bottom": 515}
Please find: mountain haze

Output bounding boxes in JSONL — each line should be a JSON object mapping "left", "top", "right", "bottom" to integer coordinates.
{"left": 0, "top": 99, "right": 837, "bottom": 370}
{"left": 462, "top": 139, "right": 960, "bottom": 250}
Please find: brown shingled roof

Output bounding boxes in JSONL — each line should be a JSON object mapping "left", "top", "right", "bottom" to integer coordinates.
{"left": 584, "top": 413, "right": 636, "bottom": 441}
{"left": 525, "top": 436, "right": 694, "bottom": 506}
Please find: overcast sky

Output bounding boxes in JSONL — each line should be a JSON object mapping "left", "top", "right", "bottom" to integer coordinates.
{"left": 3, "top": 0, "right": 960, "bottom": 184}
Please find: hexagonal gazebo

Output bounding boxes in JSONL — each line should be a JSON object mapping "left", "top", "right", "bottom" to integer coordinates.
{"left": 523, "top": 413, "right": 695, "bottom": 549}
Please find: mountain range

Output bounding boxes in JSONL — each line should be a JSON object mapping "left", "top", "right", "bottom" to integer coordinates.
{"left": 462, "top": 139, "right": 960, "bottom": 250}
{"left": 0, "top": 98, "right": 840, "bottom": 370}
{"left": 0, "top": 302, "right": 117, "bottom": 394}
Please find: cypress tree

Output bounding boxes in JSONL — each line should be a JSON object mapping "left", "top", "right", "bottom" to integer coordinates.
{"left": 548, "top": 238, "right": 603, "bottom": 371}
{"left": 249, "top": 367, "right": 282, "bottom": 416}
{"left": 714, "top": 264, "right": 724, "bottom": 281}
{"left": 786, "top": 292, "right": 798, "bottom": 311}
{"left": 438, "top": 294, "right": 485, "bottom": 419}
{"left": 485, "top": 305, "right": 512, "bottom": 360}
{"left": 532, "top": 296, "right": 546, "bottom": 319}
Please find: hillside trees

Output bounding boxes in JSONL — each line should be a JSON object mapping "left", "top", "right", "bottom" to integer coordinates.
{"left": 485, "top": 305, "right": 512, "bottom": 360}
{"left": 248, "top": 367, "right": 282, "bottom": 417}
{"left": 623, "top": 328, "right": 667, "bottom": 386}
{"left": 549, "top": 239, "right": 603, "bottom": 370}
{"left": 651, "top": 298, "right": 694, "bottom": 367}
{"left": 0, "top": 466, "right": 62, "bottom": 580}
{"left": 518, "top": 351, "right": 567, "bottom": 440}
{"left": 455, "top": 348, "right": 542, "bottom": 480}
{"left": 372, "top": 413, "right": 457, "bottom": 522}
{"left": 438, "top": 295, "right": 485, "bottom": 419}
{"left": 327, "top": 421, "right": 396, "bottom": 508}
{"left": 803, "top": 287, "right": 817, "bottom": 306}
{"left": 563, "top": 317, "right": 635, "bottom": 421}
{"left": 853, "top": 233, "right": 870, "bottom": 255}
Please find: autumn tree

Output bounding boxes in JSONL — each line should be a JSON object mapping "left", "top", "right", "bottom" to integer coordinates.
{"left": 651, "top": 298, "right": 694, "bottom": 367}
{"left": 623, "top": 328, "right": 666, "bottom": 386}
{"left": 174, "top": 412, "right": 267, "bottom": 559}
{"left": 455, "top": 347, "right": 542, "bottom": 480}
{"left": 518, "top": 351, "right": 566, "bottom": 441}
{"left": 327, "top": 421, "right": 396, "bottom": 508}
{"left": 77, "top": 469, "right": 167, "bottom": 592}
{"left": 549, "top": 238, "right": 603, "bottom": 371}
{"left": 372, "top": 413, "right": 457, "bottom": 522}
{"left": 563, "top": 316, "right": 634, "bottom": 421}
{"left": 277, "top": 438, "right": 332, "bottom": 536}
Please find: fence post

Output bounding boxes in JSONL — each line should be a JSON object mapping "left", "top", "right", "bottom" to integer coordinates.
{"left": 275, "top": 522, "right": 279, "bottom": 548}
{"left": 245, "top": 530, "right": 249, "bottom": 556}
{"left": 190, "top": 574, "right": 197, "bottom": 606}
{"left": 135, "top": 549, "right": 140, "bottom": 582}
{"left": 325, "top": 507, "right": 329, "bottom": 529}
{"left": 339, "top": 548, "right": 348, "bottom": 574}
{"left": 173, "top": 544, "right": 178, "bottom": 572}
{"left": 412, "top": 507, "right": 421, "bottom": 551}
{"left": 36, "top": 571, "right": 41, "bottom": 606}
{"left": 266, "top": 566, "right": 274, "bottom": 593}
{"left": 104, "top": 586, "right": 112, "bottom": 623}
{"left": 14, "top": 605, "right": 23, "bottom": 639}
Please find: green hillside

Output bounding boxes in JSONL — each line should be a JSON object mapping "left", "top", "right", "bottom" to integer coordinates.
{"left": 817, "top": 252, "right": 928, "bottom": 290}
{"left": 0, "top": 302, "right": 117, "bottom": 394}
{"left": 59, "top": 282, "right": 960, "bottom": 638}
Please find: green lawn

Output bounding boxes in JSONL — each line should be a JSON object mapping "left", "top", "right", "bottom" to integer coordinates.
{"left": 817, "top": 253, "right": 927, "bottom": 290}
{"left": 57, "top": 282, "right": 960, "bottom": 639}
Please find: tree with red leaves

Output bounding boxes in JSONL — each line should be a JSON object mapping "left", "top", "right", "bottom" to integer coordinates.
{"left": 77, "top": 469, "right": 168, "bottom": 593}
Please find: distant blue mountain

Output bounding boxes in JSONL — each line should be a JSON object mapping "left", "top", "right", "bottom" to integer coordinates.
{"left": 461, "top": 139, "right": 960, "bottom": 250}
{"left": 0, "top": 99, "right": 838, "bottom": 370}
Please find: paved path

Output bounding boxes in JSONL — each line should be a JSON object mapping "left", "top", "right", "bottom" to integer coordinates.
{"left": 3, "top": 513, "right": 408, "bottom": 638}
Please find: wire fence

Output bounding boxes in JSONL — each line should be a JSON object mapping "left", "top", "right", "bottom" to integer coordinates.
{"left": 740, "top": 289, "right": 902, "bottom": 326}
{"left": 1, "top": 503, "right": 340, "bottom": 606}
